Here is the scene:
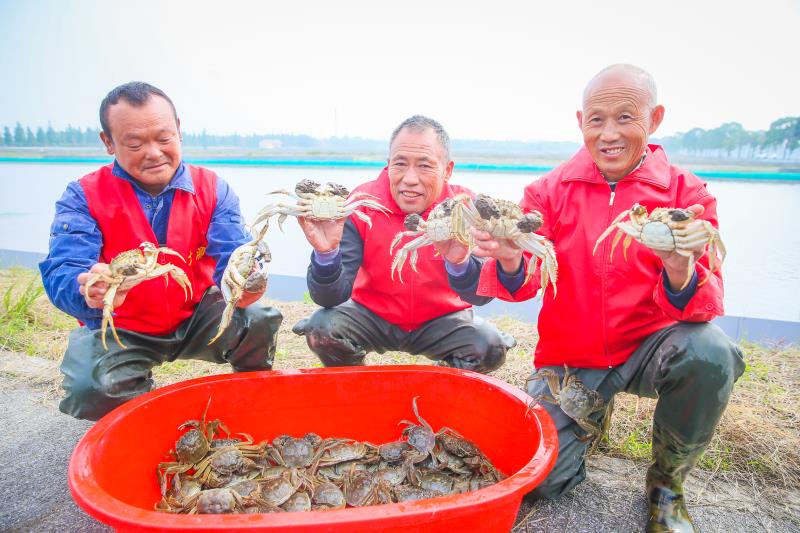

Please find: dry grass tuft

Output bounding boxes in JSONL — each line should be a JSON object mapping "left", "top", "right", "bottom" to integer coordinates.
{"left": 1, "top": 268, "right": 799, "bottom": 490}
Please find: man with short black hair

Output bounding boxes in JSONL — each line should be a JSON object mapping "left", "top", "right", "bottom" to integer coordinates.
{"left": 40, "top": 81, "right": 282, "bottom": 421}
{"left": 292, "top": 115, "right": 514, "bottom": 372}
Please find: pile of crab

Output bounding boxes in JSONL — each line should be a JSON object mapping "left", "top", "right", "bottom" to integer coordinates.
{"left": 155, "top": 398, "right": 505, "bottom": 514}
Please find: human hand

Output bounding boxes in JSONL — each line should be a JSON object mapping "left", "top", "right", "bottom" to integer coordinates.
{"left": 77, "top": 263, "right": 129, "bottom": 310}
{"left": 469, "top": 227, "right": 524, "bottom": 273}
{"left": 297, "top": 216, "right": 346, "bottom": 253}
{"left": 434, "top": 238, "right": 470, "bottom": 265}
{"left": 236, "top": 271, "right": 267, "bottom": 308}
{"left": 653, "top": 204, "right": 707, "bottom": 290}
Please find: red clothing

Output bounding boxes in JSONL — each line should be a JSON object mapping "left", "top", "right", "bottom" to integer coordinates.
{"left": 350, "top": 168, "right": 472, "bottom": 331}
{"left": 477, "top": 145, "right": 725, "bottom": 368}
{"left": 80, "top": 164, "right": 217, "bottom": 335}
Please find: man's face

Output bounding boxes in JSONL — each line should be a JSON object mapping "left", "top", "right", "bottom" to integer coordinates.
{"left": 577, "top": 72, "right": 664, "bottom": 181}
{"left": 100, "top": 95, "right": 182, "bottom": 195}
{"left": 388, "top": 127, "right": 454, "bottom": 214}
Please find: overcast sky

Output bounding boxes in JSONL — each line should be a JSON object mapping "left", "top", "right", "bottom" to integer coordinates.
{"left": 1, "top": 0, "right": 797, "bottom": 143}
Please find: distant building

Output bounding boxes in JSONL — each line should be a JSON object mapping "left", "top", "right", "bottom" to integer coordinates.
{"left": 258, "top": 139, "right": 283, "bottom": 150}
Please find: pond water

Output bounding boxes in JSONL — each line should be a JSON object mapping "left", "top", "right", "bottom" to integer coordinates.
{"left": 1, "top": 161, "right": 798, "bottom": 322}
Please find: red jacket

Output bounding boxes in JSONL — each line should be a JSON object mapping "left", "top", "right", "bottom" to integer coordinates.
{"left": 80, "top": 164, "right": 217, "bottom": 335}
{"left": 350, "top": 169, "right": 473, "bottom": 331}
{"left": 477, "top": 145, "right": 725, "bottom": 368}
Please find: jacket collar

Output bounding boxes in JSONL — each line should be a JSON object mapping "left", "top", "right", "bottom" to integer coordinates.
{"left": 371, "top": 166, "right": 462, "bottom": 217}
{"left": 562, "top": 144, "right": 671, "bottom": 190}
{"left": 112, "top": 160, "right": 195, "bottom": 196}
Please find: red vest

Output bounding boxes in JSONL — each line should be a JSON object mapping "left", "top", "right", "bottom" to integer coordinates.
{"left": 80, "top": 164, "right": 217, "bottom": 335}
{"left": 350, "top": 168, "right": 472, "bottom": 331}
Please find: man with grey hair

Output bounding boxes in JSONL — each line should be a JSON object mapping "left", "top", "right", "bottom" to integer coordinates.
{"left": 448, "top": 65, "right": 744, "bottom": 532}
{"left": 292, "top": 115, "right": 514, "bottom": 372}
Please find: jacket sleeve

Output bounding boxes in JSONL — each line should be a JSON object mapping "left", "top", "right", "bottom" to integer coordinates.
{"left": 307, "top": 218, "right": 363, "bottom": 307}
{"left": 476, "top": 182, "right": 548, "bottom": 302}
{"left": 652, "top": 180, "right": 725, "bottom": 322}
{"left": 446, "top": 255, "right": 494, "bottom": 306}
{"left": 206, "top": 177, "right": 253, "bottom": 287}
{"left": 38, "top": 182, "right": 104, "bottom": 325}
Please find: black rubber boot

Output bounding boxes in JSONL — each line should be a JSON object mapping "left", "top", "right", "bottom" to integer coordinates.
{"left": 646, "top": 470, "right": 694, "bottom": 532}
{"left": 645, "top": 425, "right": 702, "bottom": 533}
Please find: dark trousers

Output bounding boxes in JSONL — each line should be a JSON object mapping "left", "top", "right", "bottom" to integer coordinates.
{"left": 294, "top": 300, "right": 515, "bottom": 373}
{"left": 59, "top": 287, "right": 283, "bottom": 421}
{"left": 527, "top": 322, "right": 745, "bottom": 499}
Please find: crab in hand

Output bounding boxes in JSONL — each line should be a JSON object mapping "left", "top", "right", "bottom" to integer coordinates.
{"left": 457, "top": 194, "right": 558, "bottom": 297}
{"left": 389, "top": 198, "right": 471, "bottom": 282}
{"left": 252, "top": 179, "right": 391, "bottom": 232}
{"left": 528, "top": 365, "right": 611, "bottom": 451}
{"left": 208, "top": 225, "right": 271, "bottom": 345}
{"left": 593, "top": 203, "right": 726, "bottom": 290}
{"left": 85, "top": 242, "right": 192, "bottom": 350}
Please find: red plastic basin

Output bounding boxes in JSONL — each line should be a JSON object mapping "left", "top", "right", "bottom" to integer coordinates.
{"left": 69, "top": 365, "right": 557, "bottom": 532}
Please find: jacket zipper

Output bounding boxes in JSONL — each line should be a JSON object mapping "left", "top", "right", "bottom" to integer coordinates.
{"left": 600, "top": 185, "right": 617, "bottom": 367}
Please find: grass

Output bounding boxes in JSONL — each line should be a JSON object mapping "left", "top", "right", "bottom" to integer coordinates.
{"left": 2, "top": 267, "right": 799, "bottom": 491}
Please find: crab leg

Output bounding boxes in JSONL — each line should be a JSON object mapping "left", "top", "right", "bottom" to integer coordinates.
{"left": 390, "top": 234, "right": 432, "bottom": 282}
{"left": 592, "top": 209, "right": 634, "bottom": 255}
{"left": 101, "top": 281, "right": 126, "bottom": 350}
{"left": 252, "top": 203, "right": 305, "bottom": 231}
{"left": 344, "top": 197, "right": 393, "bottom": 217}
{"left": 346, "top": 207, "right": 376, "bottom": 229}
{"left": 390, "top": 229, "right": 424, "bottom": 255}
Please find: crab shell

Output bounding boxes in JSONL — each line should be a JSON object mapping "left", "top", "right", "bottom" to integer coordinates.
{"left": 559, "top": 380, "right": 603, "bottom": 420}
{"left": 639, "top": 220, "right": 678, "bottom": 252}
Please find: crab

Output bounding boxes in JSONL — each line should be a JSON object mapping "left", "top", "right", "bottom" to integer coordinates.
{"left": 311, "top": 481, "right": 346, "bottom": 510}
{"left": 457, "top": 194, "right": 558, "bottom": 298}
{"left": 85, "top": 241, "right": 192, "bottom": 350}
{"left": 528, "top": 365, "right": 611, "bottom": 449}
{"left": 389, "top": 198, "right": 471, "bottom": 282}
{"left": 207, "top": 225, "right": 271, "bottom": 345}
{"left": 593, "top": 203, "right": 727, "bottom": 290}
{"left": 252, "top": 179, "right": 391, "bottom": 232}
{"left": 343, "top": 471, "right": 394, "bottom": 506}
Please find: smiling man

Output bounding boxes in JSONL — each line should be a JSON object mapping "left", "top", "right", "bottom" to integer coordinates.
{"left": 447, "top": 65, "right": 745, "bottom": 532}
{"left": 40, "top": 81, "right": 282, "bottom": 421}
{"left": 292, "top": 115, "right": 514, "bottom": 372}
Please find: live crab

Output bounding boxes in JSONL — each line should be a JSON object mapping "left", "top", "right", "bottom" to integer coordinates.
{"left": 208, "top": 224, "right": 271, "bottom": 345}
{"left": 252, "top": 179, "right": 391, "bottom": 231}
{"left": 85, "top": 242, "right": 192, "bottom": 350}
{"left": 389, "top": 198, "right": 470, "bottom": 282}
{"left": 457, "top": 194, "right": 558, "bottom": 297}
{"left": 593, "top": 203, "right": 726, "bottom": 290}
{"left": 528, "top": 365, "right": 612, "bottom": 453}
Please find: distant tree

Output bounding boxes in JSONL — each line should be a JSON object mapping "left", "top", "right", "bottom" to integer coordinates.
{"left": 35, "top": 126, "right": 46, "bottom": 146}
{"left": 46, "top": 123, "right": 56, "bottom": 145}
{"left": 717, "top": 122, "right": 745, "bottom": 157}
{"left": 13, "top": 122, "right": 25, "bottom": 146}
{"left": 24, "top": 127, "right": 35, "bottom": 146}
{"left": 2, "top": 126, "right": 11, "bottom": 146}
{"left": 766, "top": 116, "right": 800, "bottom": 159}
{"left": 682, "top": 128, "right": 705, "bottom": 156}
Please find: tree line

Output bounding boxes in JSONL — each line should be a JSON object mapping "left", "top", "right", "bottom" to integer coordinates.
{"left": 3, "top": 116, "right": 798, "bottom": 159}
{"left": 654, "top": 116, "right": 799, "bottom": 159}
{"left": 2, "top": 123, "right": 103, "bottom": 147}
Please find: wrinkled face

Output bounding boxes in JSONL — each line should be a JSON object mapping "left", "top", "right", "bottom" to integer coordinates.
{"left": 100, "top": 95, "right": 182, "bottom": 195}
{"left": 388, "top": 127, "right": 454, "bottom": 214}
{"left": 577, "top": 71, "right": 664, "bottom": 181}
